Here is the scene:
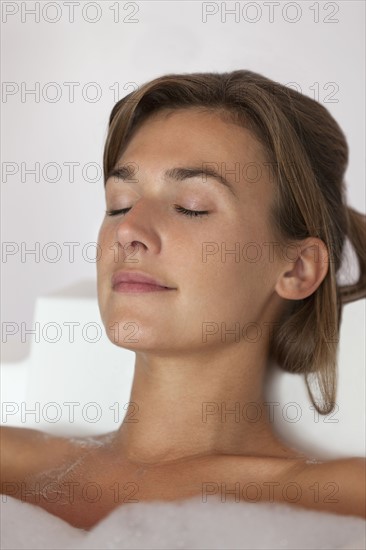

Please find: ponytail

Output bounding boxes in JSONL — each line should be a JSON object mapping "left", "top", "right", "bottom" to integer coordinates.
{"left": 339, "top": 207, "right": 366, "bottom": 304}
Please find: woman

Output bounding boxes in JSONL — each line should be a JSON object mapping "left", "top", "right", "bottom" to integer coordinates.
{"left": 1, "top": 70, "right": 365, "bottom": 530}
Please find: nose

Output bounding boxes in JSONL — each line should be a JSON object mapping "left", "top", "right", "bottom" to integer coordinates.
{"left": 114, "top": 198, "right": 162, "bottom": 257}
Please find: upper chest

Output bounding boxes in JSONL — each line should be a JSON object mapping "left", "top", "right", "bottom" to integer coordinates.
{"left": 20, "top": 448, "right": 312, "bottom": 528}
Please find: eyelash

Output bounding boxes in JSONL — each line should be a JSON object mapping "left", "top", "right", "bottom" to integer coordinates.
{"left": 105, "top": 205, "right": 209, "bottom": 218}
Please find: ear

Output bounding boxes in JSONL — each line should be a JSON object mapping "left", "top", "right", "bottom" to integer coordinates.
{"left": 275, "top": 238, "right": 329, "bottom": 300}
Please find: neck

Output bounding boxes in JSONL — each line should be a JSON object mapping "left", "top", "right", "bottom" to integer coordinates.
{"left": 112, "top": 342, "right": 293, "bottom": 466}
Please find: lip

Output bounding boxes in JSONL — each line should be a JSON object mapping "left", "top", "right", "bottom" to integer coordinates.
{"left": 111, "top": 270, "right": 176, "bottom": 293}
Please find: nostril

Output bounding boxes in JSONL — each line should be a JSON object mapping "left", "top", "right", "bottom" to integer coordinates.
{"left": 124, "top": 241, "right": 142, "bottom": 253}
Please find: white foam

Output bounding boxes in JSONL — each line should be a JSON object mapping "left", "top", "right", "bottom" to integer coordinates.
{"left": 1, "top": 495, "right": 365, "bottom": 550}
{"left": 67, "top": 433, "right": 114, "bottom": 448}
{"left": 305, "top": 457, "right": 323, "bottom": 464}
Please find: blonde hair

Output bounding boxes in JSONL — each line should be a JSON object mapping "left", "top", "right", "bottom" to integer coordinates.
{"left": 103, "top": 70, "right": 366, "bottom": 414}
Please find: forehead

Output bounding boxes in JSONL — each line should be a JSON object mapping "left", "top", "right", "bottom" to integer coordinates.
{"left": 119, "top": 107, "right": 265, "bottom": 167}
{"left": 108, "top": 108, "right": 275, "bottom": 221}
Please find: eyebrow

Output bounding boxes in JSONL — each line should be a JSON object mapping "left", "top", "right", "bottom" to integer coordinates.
{"left": 105, "top": 164, "right": 238, "bottom": 197}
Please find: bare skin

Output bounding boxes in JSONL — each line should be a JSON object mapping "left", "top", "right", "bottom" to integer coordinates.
{"left": 1, "top": 426, "right": 365, "bottom": 530}
{"left": 1, "top": 107, "right": 365, "bottom": 529}
{"left": 96, "top": 107, "right": 330, "bottom": 464}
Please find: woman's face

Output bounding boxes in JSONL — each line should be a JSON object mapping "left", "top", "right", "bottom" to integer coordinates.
{"left": 97, "top": 107, "right": 285, "bottom": 353}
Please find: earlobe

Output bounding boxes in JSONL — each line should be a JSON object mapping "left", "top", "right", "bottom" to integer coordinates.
{"left": 275, "top": 238, "right": 329, "bottom": 301}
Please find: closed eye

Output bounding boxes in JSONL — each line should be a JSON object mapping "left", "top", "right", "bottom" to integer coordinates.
{"left": 106, "top": 208, "right": 131, "bottom": 216}
{"left": 105, "top": 206, "right": 209, "bottom": 218}
{"left": 174, "top": 205, "right": 209, "bottom": 218}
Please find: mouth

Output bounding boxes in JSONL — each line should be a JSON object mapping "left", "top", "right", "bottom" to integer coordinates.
{"left": 111, "top": 270, "right": 176, "bottom": 293}
{"left": 113, "top": 282, "right": 174, "bottom": 293}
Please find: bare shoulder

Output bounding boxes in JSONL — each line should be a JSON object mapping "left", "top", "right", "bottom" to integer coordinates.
{"left": 294, "top": 456, "right": 366, "bottom": 483}
{"left": 0, "top": 425, "right": 109, "bottom": 488}
{"left": 325, "top": 456, "right": 366, "bottom": 474}
{"left": 1, "top": 424, "right": 80, "bottom": 453}
{"left": 1, "top": 426, "right": 67, "bottom": 483}
{"left": 288, "top": 456, "right": 366, "bottom": 519}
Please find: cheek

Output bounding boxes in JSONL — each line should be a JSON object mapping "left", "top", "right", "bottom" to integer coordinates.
{"left": 96, "top": 225, "right": 113, "bottom": 307}
{"left": 97, "top": 222, "right": 111, "bottom": 251}
{"left": 205, "top": 260, "right": 259, "bottom": 306}
{"left": 182, "top": 225, "right": 273, "bottom": 321}
{"left": 97, "top": 224, "right": 116, "bottom": 271}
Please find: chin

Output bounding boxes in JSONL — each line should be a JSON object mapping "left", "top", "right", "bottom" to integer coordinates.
{"left": 101, "top": 314, "right": 163, "bottom": 352}
{"left": 101, "top": 312, "right": 140, "bottom": 346}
